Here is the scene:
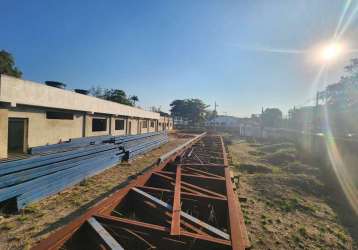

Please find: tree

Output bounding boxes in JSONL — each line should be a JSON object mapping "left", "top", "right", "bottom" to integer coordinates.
{"left": 90, "top": 86, "right": 137, "bottom": 107}
{"left": 89, "top": 86, "right": 105, "bottom": 98}
{"left": 261, "top": 108, "right": 282, "bottom": 128}
{"left": 103, "top": 89, "right": 133, "bottom": 106}
{"left": 0, "top": 50, "right": 22, "bottom": 78}
{"left": 206, "top": 110, "right": 218, "bottom": 120}
{"left": 170, "top": 98, "right": 209, "bottom": 125}
{"left": 324, "top": 58, "right": 358, "bottom": 110}
{"left": 170, "top": 100, "right": 187, "bottom": 118}
{"left": 129, "top": 95, "right": 139, "bottom": 106}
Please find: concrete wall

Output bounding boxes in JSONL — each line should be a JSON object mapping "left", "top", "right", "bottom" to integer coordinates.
{"left": 138, "top": 119, "right": 148, "bottom": 134}
{"left": 110, "top": 117, "right": 126, "bottom": 136}
{"left": 8, "top": 107, "right": 83, "bottom": 148}
{"left": 0, "top": 74, "right": 160, "bottom": 120}
{"left": 126, "top": 118, "right": 138, "bottom": 135}
{"left": 84, "top": 114, "right": 110, "bottom": 137}
{"left": 148, "top": 120, "right": 156, "bottom": 133}
{"left": 0, "top": 108, "right": 8, "bottom": 158}
{"left": 159, "top": 116, "right": 173, "bottom": 131}
{"left": 159, "top": 117, "right": 166, "bottom": 131}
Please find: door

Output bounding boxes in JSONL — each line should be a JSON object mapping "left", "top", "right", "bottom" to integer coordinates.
{"left": 8, "top": 118, "right": 27, "bottom": 153}
{"left": 128, "top": 121, "right": 132, "bottom": 135}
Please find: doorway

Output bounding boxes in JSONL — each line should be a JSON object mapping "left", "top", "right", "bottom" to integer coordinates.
{"left": 8, "top": 118, "right": 28, "bottom": 153}
{"left": 128, "top": 121, "right": 132, "bottom": 135}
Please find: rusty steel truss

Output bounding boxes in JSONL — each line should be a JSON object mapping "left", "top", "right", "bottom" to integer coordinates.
{"left": 33, "top": 134, "right": 249, "bottom": 250}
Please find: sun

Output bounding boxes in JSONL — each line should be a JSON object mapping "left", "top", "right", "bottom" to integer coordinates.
{"left": 320, "top": 42, "right": 344, "bottom": 62}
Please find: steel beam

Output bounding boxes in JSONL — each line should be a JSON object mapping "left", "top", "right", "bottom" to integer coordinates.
{"left": 171, "top": 165, "right": 181, "bottom": 235}
{"left": 87, "top": 217, "right": 124, "bottom": 250}
{"left": 132, "top": 187, "right": 230, "bottom": 240}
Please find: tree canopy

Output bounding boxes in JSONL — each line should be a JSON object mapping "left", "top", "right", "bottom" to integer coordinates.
{"left": 262, "top": 108, "right": 282, "bottom": 128}
{"left": 323, "top": 58, "right": 358, "bottom": 110}
{"left": 0, "top": 50, "right": 22, "bottom": 78}
{"left": 129, "top": 95, "right": 139, "bottom": 105}
{"left": 170, "top": 99, "right": 209, "bottom": 125}
{"left": 89, "top": 86, "right": 138, "bottom": 107}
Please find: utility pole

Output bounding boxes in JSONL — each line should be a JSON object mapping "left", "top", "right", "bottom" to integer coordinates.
{"left": 314, "top": 91, "right": 325, "bottom": 133}
{"left": 214, "top": 102, "right": 218, "bottom": 115}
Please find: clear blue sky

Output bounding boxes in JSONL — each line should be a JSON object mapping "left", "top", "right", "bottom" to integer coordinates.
{"left": 2, "top": 0, "right": 358, "bottom": 116}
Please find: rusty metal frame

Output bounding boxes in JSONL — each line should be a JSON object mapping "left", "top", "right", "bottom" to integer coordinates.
{"left": 32, "top": 133, "right": 249, "bottom": 250}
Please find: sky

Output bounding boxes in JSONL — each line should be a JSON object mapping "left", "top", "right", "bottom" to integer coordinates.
{"left": 1, "top": 0, "right": 358, "bottom": 117}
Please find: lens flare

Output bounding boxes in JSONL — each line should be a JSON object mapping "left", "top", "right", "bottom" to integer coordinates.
{"left": 320, "top": 42, "right": 344, "bottom": 62}
{"left": 322, "top": 105, "right": 358, "bottom": 215}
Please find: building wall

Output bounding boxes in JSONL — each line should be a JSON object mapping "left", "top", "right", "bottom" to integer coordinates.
{"left": 126, "top": 118, "right": 138, "bottom": 135}
{"left": 148, "top": 119, "right": 156, "bottom": 133}
{"left": 0, "top": 74, "right": 160, "bottom": 120}
{"left": 168, "top": 117, "right": 173, "bottom": 130}
{"left": 159, "top": 117, "right": 166, "bottom": 131}
{"left": 8, "top": 107, "right": 83, "bottom": 149}
{"left": 0, "top": 73, "right": 174, "bottom": 158}
{"left": 110, "top": 117, "right": 127, "bottom": 136}
{"left": 84, "top": 114, "right": 110, "bottom": 137}
{"left": 139, "top": 119, "right": 149, "bottom": 134}
{"left": 0, "top": 108, "right": 9, "bottom": 158}
{"left": 159, "top": 116, "right": 173, "bottom": 131}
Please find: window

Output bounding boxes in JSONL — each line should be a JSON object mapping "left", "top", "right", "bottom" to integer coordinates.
{"left": 115, "top": 119, "right": 125, "bottom": 130}
{"left": 159, "top": 122, "right": 162, "bottom": 126}
{"left": 142, "top": 121, "right": 148, "bottom": 128}
{"left": 150, "top": 121, "right": 155, "bottom": 128}
{"left": 92, "top": 118, "right": 107, "bottom": 132}
{"left": 46, "top": 111, "right": 74, "bottom": 120}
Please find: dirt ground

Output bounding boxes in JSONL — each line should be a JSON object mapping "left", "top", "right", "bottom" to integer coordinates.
{"left": 227, "top": 137, "right": 357, "bottom": 250}
{"left": 0, "top": 134, "right": 190, "bottom": 250}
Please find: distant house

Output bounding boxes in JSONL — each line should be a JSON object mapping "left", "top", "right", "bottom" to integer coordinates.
{"left": 173, "top": 116, "right": 189, "bottom": 126}
{"left": 206, "top": 115, "right": 242, "bottom": 127}
{"left": 239, "top": 123, "right": 262, "bottom": 137}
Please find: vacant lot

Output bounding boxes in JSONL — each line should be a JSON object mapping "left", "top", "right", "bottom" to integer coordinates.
{"left": 0, "top": 134, "right": 189, "bottom": 250}
{"left": 228, "top": 138, "right": 356, "bottom": 250}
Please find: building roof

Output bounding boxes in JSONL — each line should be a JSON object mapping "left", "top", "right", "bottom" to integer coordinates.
{"left": 0, "top": 74, "right": 160, "bottom": 119}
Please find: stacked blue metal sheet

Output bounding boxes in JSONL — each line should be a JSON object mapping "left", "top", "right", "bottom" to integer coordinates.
{"left": 0, "top": 131, "right": 168, "bottom": 211}
{"left": 114, "top": 131, "right": 168, "bottom": 160}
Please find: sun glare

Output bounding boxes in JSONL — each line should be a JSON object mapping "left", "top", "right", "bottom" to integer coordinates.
{"left": 320, "top": 42, "right": 344, "bottom": 62}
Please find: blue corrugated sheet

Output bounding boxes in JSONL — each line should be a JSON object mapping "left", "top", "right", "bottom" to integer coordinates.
{"left": 0, "top": 131, "right": 168, "bottom": 210}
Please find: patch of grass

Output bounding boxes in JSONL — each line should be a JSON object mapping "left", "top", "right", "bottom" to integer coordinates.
{"left": 265, "top": 200, "right": 274, "bottom": 207}
{"left": 292, "top": 234, "right": 301, "bottom": 243}
{"left": 262, "top": 148, "right": 297, "bottom": 166}
{"left": 276, "top": 198, "right": 300, "bottom": 212}
{"left": 79, "top": 179, "right": 90, "bottom": 186}
{"left": 248, "top": 150, "right": 266, "bottom": 156}
{"left": 17, "top": 215, "right": 29, "bottom": 222}
{"left": 239, "top": 163, "right": 273, "bottom": 174}
{"left": 298, "top": 226, "right": 308, "bottom": 237}
{"left": 2, "top": 221, "right": 17, "bottom": 230}
{"left": 259, "top": 143, "right": 295, "bottom": 153}
{"left": 335, "top": 230, "right": 348, "bottom": 243}
{"left": 23, "top": 204, "right": 39, "bottom": 214}
{"left": 103, "top": 183, "right": 114, "bottom": 191}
